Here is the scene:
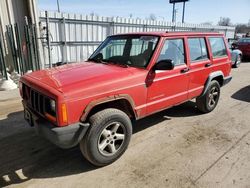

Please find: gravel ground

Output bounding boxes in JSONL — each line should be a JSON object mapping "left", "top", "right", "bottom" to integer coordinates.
{"left": 0, "top": 62, "right": 250, "bottom": 188}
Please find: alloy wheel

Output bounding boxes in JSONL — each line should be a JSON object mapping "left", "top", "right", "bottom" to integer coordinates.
{"left": 98, "top": 122, "right": 125, "bottom": 156}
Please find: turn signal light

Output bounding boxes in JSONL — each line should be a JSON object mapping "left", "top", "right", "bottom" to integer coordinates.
{"left": 61, "top": 103, "right": 68, "bottom": 123}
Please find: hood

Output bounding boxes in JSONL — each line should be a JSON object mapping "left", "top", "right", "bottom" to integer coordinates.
{"left": 25, "top": 61, "right": 146, "bottom": 97}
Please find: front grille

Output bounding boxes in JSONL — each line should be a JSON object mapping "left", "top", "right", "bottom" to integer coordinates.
{"left": 23, "top": 84, "right": 50, "bottom": 118}
{"left": 30, "top": 89, "right": 45, "bottom": 114}
{"left": 22, "top": 84, "right": 57, "bottom": 124}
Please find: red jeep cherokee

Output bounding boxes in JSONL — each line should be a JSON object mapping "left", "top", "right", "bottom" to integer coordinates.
{"left": 20, "top": 32, "right": 232, "bottom": 166}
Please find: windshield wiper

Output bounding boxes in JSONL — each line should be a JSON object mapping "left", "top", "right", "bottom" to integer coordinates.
{"left": 102, "top": 59, "right": 129, "bottom": 68}
{"left": 88, "top": 58, "right": 107, "bottom": 64}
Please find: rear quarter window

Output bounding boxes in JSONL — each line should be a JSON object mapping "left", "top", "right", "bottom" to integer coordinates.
{"left": 208, "top": 37, "right": 227, "bottom": 58}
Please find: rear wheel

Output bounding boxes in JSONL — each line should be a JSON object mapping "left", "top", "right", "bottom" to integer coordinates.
{"left": 196, "top": 80, "right": 220, "bottom": 113}
{"left": 80, "top": 108, "right": 132, "bottom": 166}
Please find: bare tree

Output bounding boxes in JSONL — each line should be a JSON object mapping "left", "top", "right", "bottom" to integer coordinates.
{"left": 148, "top": 13, "right": 157, "bottom": 21}
{"left": 235, "top": 24, "right": 250, "bottom": 34}
{"left": 90, "top": 12, "right": 98, "bottom": 17}
{"left": 201, "top": 21, "right": 213, "bottom": 25}
{"left": 218, "top": 17, "right": 231, "bottom": 26}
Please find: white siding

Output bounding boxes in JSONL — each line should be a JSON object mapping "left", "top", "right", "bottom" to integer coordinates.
{"left": 39, "top": 11, "right": 235, "bottom": 67}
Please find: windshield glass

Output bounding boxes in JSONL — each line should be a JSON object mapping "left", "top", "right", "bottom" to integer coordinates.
{"left": 89, "top": 35, "right": 159, "bottom": 68}
{"left": 239, "top": 38, "right": 250, "bottom": 43}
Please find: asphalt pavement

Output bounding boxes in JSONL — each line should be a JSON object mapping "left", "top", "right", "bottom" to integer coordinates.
{"left": 0, "top": 62, "right": 250, "bottom": 188}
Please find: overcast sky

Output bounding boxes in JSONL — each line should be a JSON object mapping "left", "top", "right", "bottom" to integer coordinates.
{"left": 38, "top": 0, "right": 250, "bottom": 25}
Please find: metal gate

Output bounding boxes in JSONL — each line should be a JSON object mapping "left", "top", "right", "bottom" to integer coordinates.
{"left": 0, "top": 17, "right": 40, "bottom": 80}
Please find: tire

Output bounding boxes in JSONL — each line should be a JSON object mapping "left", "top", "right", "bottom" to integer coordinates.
{"left": 233, "top": 55, "right": 241, "bottom": 68}
{"left": 80, "top": 108, "right": 132, "bottom": 166}
{"left": 196, "top": 80, "right": 220, "bottom": 113}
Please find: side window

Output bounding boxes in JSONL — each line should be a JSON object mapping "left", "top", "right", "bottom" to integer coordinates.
{"left": 157, "top": 39, "right": 185, "bottom": 66}
{"left": 188, "top": 38, "right": 208, "bottom": 62}
{"left": 208, "top": 37, "right": 227, "bottom": 58}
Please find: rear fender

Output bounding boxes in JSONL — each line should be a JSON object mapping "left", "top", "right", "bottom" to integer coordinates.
{"left": 200, "top": 71, "right": 224, "bottom": 97}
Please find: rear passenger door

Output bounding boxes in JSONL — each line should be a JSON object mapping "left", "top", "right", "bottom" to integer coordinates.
{"left": 187, "top": 37, "right": 212, "bottom": 99}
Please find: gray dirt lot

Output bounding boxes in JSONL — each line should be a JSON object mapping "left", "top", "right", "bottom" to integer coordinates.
{"left": 0, "top": 62, "right": 250, "bottom": 188}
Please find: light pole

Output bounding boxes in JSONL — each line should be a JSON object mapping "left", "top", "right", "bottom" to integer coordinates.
{"left": 172, "top": 2, "right": 175, "bottom": 22}
{"left": 182, "top": 1, "right": 186, "bottom": 23}
{"left": 57, "top": 0, "right": 60, "bottom": 12}
{"left": 169, "top": 0, "right": 189, "bottom": 23}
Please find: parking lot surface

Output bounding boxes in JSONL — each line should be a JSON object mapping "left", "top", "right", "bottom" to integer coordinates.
{"left": 0, "top": 62, "right": 250, "bottom": 188}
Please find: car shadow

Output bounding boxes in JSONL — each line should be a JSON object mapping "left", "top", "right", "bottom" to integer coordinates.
{"left": 133, "top": 101, "right": 202, "bottom": 133}
{"left": 0, "top": 111, "right": 96, "bottom": 187}
{"left": 0, "top": 101, "right": 201, "bottom": 187}
{"left": 242, "top": 57, "right": 250, "bottom": 63}
{"left": 231, "top": 85, "right": 250, "bottom": 103}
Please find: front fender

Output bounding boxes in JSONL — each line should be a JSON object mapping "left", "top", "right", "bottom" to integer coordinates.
{"left": 80, "top": 94, "right": 137, "bottom": 122}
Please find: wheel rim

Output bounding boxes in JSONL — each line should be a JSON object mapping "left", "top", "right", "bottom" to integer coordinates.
{"left": 98, "top": 122, "right": 125, "bottom": 156}
{"left": 208, "top": 86, "right": 219, "bottom": 108}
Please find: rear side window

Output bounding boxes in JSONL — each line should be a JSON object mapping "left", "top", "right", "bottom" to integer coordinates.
{"left": 209, "top": 37, "right": 227, "bottom": 58}
{"left": 188, "top": 38, "right": 208, "bottom": 62}
{"left": 158, "top": 39, "right": 185, "bottom": 66}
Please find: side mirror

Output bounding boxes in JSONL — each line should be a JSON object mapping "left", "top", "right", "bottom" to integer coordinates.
{"left": 154, "top": 59, "right": 174, "bottom": 71}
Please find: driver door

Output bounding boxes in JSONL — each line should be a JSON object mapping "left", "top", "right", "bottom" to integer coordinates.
{"left": 146, "top": 38, "right": 190, "bottom": 115}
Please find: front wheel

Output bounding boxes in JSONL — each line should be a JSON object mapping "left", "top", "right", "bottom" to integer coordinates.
{"left": 196, "top": 80, "right": 220, "bottom": 113}
{"left": 80, "top": 108, "right": 132, "bottom": 166}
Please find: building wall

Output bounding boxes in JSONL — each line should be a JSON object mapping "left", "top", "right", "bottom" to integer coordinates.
{"left": 0, "top": 0, "right": 39, "bottom": 70}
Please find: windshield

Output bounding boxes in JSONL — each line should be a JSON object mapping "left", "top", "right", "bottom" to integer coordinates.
{"left": 89, "top": 35, "right": 159, "bottom": 68}
{"left": 238, "top": 38, "right": 250, "bottom": 43}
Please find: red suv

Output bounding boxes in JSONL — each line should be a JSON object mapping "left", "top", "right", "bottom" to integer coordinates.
{"left": 20, "top": 32, "right": 232, "bottom": 166}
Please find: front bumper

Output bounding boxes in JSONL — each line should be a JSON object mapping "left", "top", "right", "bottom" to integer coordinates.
{"left": 23, "top": 101, "right": 89, "bottom": 149}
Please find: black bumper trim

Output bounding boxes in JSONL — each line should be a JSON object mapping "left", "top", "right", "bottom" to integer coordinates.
{"left": 223, "top": 75, "right": 232, "bottom": 86}
{"left": 34, "top": 120, "right": 89, "bottom": 149}
{"left": 23, "top": 100, "right": 89, "bottom": 149}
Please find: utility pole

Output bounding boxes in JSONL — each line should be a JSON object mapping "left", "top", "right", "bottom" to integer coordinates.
{"left": 174, "top": 9, "right": 178, "bottom": 23}
{"left": 57, "top": 0, "right": 60, "bottom": 12}
{"left": 182, "top": 1, "right": 186, "bottom": 23}
{"left": 169, "top": 0, "right": 189, "bottom": 23}
{"left": 172, "top": 2, "right": 175, "bottom": 22}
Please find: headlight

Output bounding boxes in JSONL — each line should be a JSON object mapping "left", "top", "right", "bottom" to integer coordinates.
{"left": 50, "top": 99, "right": 56, "bottom": 112}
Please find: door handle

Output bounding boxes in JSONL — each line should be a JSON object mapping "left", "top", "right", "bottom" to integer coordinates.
{"left": 205, "top": 63, "right": 212, "bottom": 67}
{"left": 180, "top": 68, "right": 189, "bottom": 73}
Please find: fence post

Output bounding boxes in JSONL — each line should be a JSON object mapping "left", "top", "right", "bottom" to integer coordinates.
{"left": 0, "top": 37, "right": 8, "bottom": 80}
{"left": 6, "top": 25, "right": 20, "bottom": 73}
{"left": 24, "top": 16, "right": 34, "bottom": 71}
{"left": 31, "top": 24, "right": 40, "bottom": 70}
{"left": 14, "top": 23, "right": 25, "bottom": 75}
{"left": 109, "top": 22, "right": 114, "bottom": 36}
{"left": 224, "top": 28, "right": 228, "bottom": 38}
{"left": 62, "top": 17, "right": 67, "bottom": 63}
{"left": 45, "top": 11, "right": 52, "bottom": 68}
